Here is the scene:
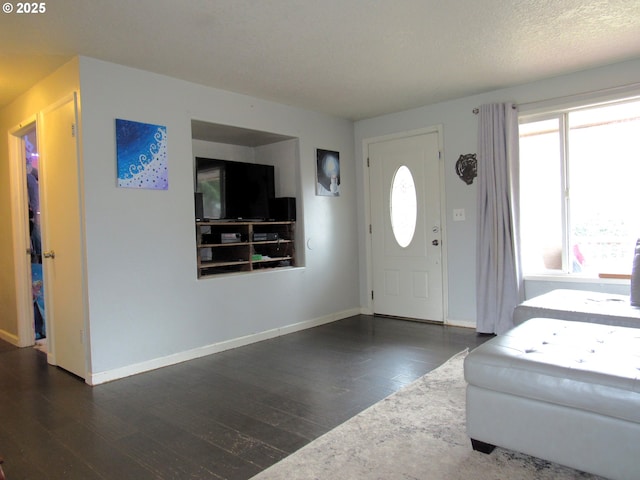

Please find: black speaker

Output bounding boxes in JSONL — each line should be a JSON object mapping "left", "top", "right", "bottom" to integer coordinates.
{"left": 269, "top": 197, "right": 296, "bottom": 221}
{"left": 195, "top": 192, "right": 204, "bottom": 221}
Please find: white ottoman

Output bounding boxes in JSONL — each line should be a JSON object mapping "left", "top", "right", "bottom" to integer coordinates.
{"left": 464, "top": 318, "right": 640, "bottom": 480}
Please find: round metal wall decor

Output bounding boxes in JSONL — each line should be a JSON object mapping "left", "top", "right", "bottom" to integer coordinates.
{"left": 455, "top": 153, "right": 477, "bottom": 185}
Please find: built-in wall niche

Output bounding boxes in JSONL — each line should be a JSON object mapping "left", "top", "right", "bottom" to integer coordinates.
{"left": 191, "top": 120, "right": 300, "bottom": 198}
{"left": 190, "top": 120, "right": 302, "bottom": 276}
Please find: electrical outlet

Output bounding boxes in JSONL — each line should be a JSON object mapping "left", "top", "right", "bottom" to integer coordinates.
{"left": 453, "top": 209, "right": 466, "bottom": 222}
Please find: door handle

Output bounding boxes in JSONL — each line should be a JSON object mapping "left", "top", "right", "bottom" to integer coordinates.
{"left": 43, "top": 250, "right": 56, "bottom": 259}
{"left": 432, "top": 239, "right": 439, "bottom": 246}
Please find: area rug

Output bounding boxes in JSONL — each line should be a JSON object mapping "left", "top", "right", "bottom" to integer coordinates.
{"left": 251, "top": 350, "right": 603, "bottom": 480}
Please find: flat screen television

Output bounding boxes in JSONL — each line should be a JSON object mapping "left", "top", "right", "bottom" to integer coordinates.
{"left": 195, "top": 157, "right": 275, "bottom": 221}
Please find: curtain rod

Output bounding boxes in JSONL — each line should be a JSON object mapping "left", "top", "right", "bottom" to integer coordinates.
{"left": 472, "top": 81, "right": 640, "bottom": 114}
{"left": 472, "top": 105, "right": 516, "bottom": 114}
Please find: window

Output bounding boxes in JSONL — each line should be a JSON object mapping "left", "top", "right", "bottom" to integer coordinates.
{"left": 519, "top": 98, "right": 640, "bottom": 276}
{"left": 390, "top": 165, "right": 417, "bottom": 248}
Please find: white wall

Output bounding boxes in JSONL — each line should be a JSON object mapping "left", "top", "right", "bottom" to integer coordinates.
{"left": 192, "top": 139, "right": 256, "bottom": 164}
{"left": 355, "top": 58, "right": 640, "bottom": 326}
{"left": 78, "top": 57, "right": 358, "bottom": 383}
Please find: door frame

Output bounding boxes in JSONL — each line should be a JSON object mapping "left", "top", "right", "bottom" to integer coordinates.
{"left": 362, "top": 125, "right": 449, "bottom": 323}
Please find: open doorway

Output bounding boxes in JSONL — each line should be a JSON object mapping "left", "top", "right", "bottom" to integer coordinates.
{"left": 23, "top": 125, "right": 47, "bottom": 352}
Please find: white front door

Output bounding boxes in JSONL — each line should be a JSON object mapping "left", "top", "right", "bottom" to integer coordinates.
{"left": 40, "top": 94, "right": 87, "bottom": 379}
{"left": 369, "top": 131, "right": 443, "bottom": 321}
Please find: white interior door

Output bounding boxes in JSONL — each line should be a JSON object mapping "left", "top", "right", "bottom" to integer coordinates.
{"left": 369, "top": 131, "right": 443, "bottom": 321}
{"left": 40, "top": 94, "right": 87, "bottom": 379}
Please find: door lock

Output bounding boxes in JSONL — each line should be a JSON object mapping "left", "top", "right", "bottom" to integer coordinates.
{"left": 43, "top": 250, "right": 56, "bottom": 259}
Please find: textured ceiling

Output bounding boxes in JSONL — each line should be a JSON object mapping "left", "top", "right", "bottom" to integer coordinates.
{"left": 1, "top": 0, "right": 640, "bottom": 120}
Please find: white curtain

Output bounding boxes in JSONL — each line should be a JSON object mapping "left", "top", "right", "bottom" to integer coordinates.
{"left": 476, "top": 103, "right": 523, "bottom": 334}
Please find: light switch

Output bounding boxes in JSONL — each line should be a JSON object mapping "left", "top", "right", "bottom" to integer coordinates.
{"left": 453, "top": 209, "right": 466, "bottom": 221}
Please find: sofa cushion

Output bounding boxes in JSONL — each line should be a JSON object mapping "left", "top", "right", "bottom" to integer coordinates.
{"left": 464, "top": 318, "right": 640, "bottom": 424}
{"left": 513, "top": 289, "right": 640, "bottom": 328}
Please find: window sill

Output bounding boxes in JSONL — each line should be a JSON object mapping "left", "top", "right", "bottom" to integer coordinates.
{"left": 598, "top": 273, "right": 631, "bottom": 280}
{"left": 524, "top": 274, "right": 630, "bottom": 285}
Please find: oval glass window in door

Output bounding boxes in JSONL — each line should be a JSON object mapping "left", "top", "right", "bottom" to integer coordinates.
{"left": 390, "top": 165, "right": 417, "bottom": 248}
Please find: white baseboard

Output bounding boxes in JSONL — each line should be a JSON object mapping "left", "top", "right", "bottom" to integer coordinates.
{"left": 358, "top": 308, "right": 477, "bottom": 330}
{"left": 86, "top": 308, "right": 360, "bottom": 386}
{"left": 0, "top": 329, "right": 19, "bottom": 346}
{"left": 445, "top": 318, "right": 477, "bottom": 329}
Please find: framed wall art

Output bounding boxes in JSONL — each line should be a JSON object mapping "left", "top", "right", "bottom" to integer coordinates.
{"left": 316, "top": 148, "right": 340, "bottom": 196}
{"left": 116, "top": 118, "right": 168, "bottom": 190}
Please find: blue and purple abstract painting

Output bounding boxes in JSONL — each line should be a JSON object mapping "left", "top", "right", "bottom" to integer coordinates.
{"left": 116, "top": 118, "right": 168, "bottom": 190}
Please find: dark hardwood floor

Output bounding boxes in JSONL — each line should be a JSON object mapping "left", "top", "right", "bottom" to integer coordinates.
{"left": 0, "top": 315, "right": 490, "bottom": 479}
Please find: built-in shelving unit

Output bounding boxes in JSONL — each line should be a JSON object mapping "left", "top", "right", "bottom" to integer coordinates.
{"left": 196, "top": 221, "right": 295, "bottom": 277}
